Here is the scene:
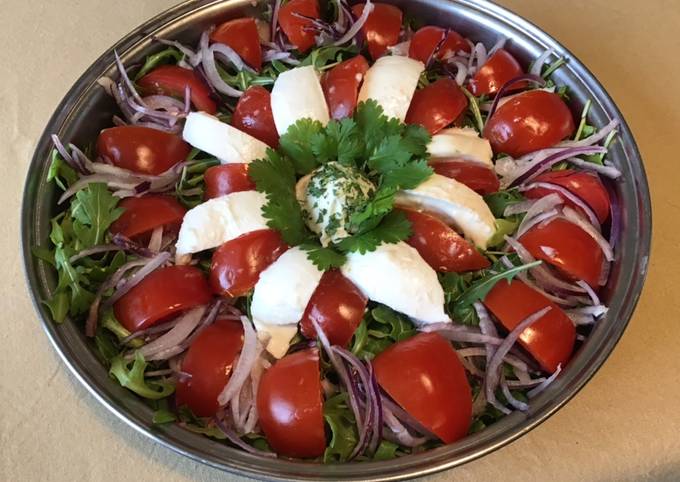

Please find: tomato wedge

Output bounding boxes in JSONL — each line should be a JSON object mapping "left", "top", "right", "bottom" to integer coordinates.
{"left": 278, "top": 0, "right": 320, "bottom": 53}
{"left": 523, "top": 169, "right": 610, "bottom": 223}
{"left": 137, "top": 65, "right": 217, "bottom": 114}
{"left": 483, "top": 90, "right": 575, "bottom": 157}
{"left": 431, "top": 159, "right": 500, "bottom": 195}
{"left": 399, "top": 208, "right": 490, "bottom": 272}
{"left": 519, "top": 217, "right": 604, "bottom": 287}
{"left": 352, "top": 3, "right": 403, "bottom": 60}
{"left": 408, "top": 26, "right": 471, "bottom": 64}
{"left": 300, "top": 270, "right": 367, "bottom": 347}
{"left": 405, "top": 78, "right": 467, "bottom": 134}
{"left": 204, "top": 164, "right": 256, "bottom": 199}
{"left": 231, "top": 86, "right": 279, "bottom": 148}
{"left": 210, "top": 18, "right": 263, "bottom": 70}
{"left": 114, "top": 265, "right": 212, "bottom": 332}
{"left": 257, "top": 348, "right": 325, "bottom": 458}
{"left": 109, "top": 195, "right": 187, "bottom": 239}
{"left": 373, "top": 332, "right": 472, "bottom": 443}
{"left": 321, "top": 55, "right": 370, "bottom": 119}
{"left": 483, "top": 279, "right": 575, "bottom": 373}
{"left": 175, "top": 319, "right": 244, "bottom": 416}
{"left": 97, "top": 126, "right": 190, "bottom": 175}
{"left": 210, "top": 229, "right": 288, "bottom": 297}
{"left": 469, "top": 49, "right": 524, "bottom": 96}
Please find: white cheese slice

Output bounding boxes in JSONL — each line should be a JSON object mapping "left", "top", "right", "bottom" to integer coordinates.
{"left": 395, "top": 174, "right": 496, "bottom": 249}
{"left": 251, "top": 247, "right": 324, "bottom": 358}
{"left": 270, "top": 66, "right": 330, "bottom": 135}
{"left": 341, "top": 242, "right": 449, "bottom": 325}
{"left": 175, "top": 191, "right": 267, "bottom": 255}
{"left": 427, "top": 127, "right": 493, "bottom": 166}
{"left": 182, "top": 111, "right": 269, "bottom": 164}
{"left": 357, "top": 55, "right": 424, "bottom": 121}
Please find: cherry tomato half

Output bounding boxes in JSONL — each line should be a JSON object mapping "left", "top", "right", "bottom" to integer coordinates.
{"left": 300, "top": 270, "right": 367, "bottom": 347}
{"left": 97, "top": 126, "right": 190, "bottom": 175}
{"left": 408, "top": 26, "right": 471, "bottom": 64}
{"left": 483, "top": 279, "right": 575, "bottom": 373}
{"left": 469, "top": 49, "right": 524, "bottom": 96}
{"left": 483, "top": 90, "right": 575, "bottom": 157}
{"left": 278, "top": 0, "right": 320, "bottom": 53}
{"left": 231, "top": 86, "right": 279, "bottom": 148}
{"left": 431, "top": 159, "right": 500, "bottom": 195}
{"left": 352, "top": 3, "right": 402, "bottom": 60}
{"left": 210, "top": 18, "right": 263, "bottom": 70}
{"left": 321, "top": 55, "right": 370, "bottom": 120}
{"left": 114, "top": 265, "right": 212, "bottom": 332}
{"left": 210, "top": 229, "right": 288, "bottom": 297}
{"left": 519, "top": 217, "right": 604, "bottom": 288}
{"left": 257, "top": 348, "right": 326, "bottom": 458}
{"left": 204, "top": 164, "right": 256, "bottom": 199}
{"left": 109, "top": 195, "right": 186, "bottom": 239}
{"left": 137, "top": 65, "right": 217, "bottom": 114}
{"left": 524, "top": 169, "right": 610, "bottom": 224}
{"left": 399, "top": 208, "right": 490, "bottom": 272}
{"left": 175, "top": 319, "right": 244, "bottom": 416}
{"left": 406, "top": 78, "right": 468, "bottom": 134}
{"left": 373, "top": 332, "right": 472, "bottom": 444}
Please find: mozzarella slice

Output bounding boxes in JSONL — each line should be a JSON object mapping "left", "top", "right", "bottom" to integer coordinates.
{"left": 182, "top": 111, "right": 269, "bottom": 164}
{"left": 395, "top": 174, "right": 496, "bottom": 249}
{"left": 357, "top": 55, "right": 424, "bottom": 121}
{"left": 175, "top": 191, "right": 268, "bottom": 255}
{"left": 251, "top": 247, "right": 323, "bottom": 358}
{"left": 427, "top": 127, "right": 493, "bottom": 166}
{"left": 270, "top": 66, "right": 330, "bottom": 135}
{"left": 341, "top": 242, "right": 448, "bottom": 324}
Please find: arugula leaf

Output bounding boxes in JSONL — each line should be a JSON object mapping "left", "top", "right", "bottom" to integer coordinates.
{"left": 70, "top": 183, "right": 124, "bottom": 248}
{"left": 351, "top": 304, "right": 416, "bottom": 359}
{"left": 152, "top": 408, "right": 178, "bottom": 425}
{"left": 483, "top": 189, "right": 524, "bottom": 218}
{"left": 300, "top": 243, "right": 347, "bottom": 270}
{"left": 109, "top": 352, "right": 175, "bottom": 400}
{"left": 54, "top": 247, "right": 96, "bottom": 318}
{"left": 47, "top": 149, "right": 78, "bottom": 190}
{"left": 279, "top": 119, "right": 324, "bottom": 175}
{"left": 337, "top": 210, "right": 411, "bottom": 254}
{"left": 461, "top": 86, "right": 485, "bottom": 134}
{"left": 323, "top": 392, "right": 358, "bottom": 463}
{"left": 300, "top": 45, "right": 359, "bottom": 70}
{"left": 43, "top": 291, "right": 69, "bottom": 323}
{"left": 94, "top": 328, "right": 120, "bottom": 364}
{"left": 373, "top": 440, "right": 401, "bottom": 461}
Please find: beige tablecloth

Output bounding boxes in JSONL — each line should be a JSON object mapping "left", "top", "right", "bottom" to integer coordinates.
{"left": 1, "top": 1, "right": 679, "bottom": 480}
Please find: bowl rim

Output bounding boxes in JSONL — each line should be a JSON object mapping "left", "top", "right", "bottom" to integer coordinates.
{"left": 21, "top": 0, "right": 652, "bottom": 480}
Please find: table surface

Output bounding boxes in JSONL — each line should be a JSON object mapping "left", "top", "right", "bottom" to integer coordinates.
{"left": 2, "top": 1, "right": 679, "bottom": 480}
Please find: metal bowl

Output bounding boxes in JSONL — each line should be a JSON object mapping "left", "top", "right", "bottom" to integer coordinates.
{"left": 21, "top": 0, "right": 651, "bottom": 480}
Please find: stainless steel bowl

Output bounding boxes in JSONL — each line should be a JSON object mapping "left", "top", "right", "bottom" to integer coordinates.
{"left": 21, "top": 0, "right": 651, "bottom": 480}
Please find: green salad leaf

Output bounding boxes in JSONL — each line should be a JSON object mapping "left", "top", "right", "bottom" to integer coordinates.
{"left": 323, "top": 393, "right": 358, "bottom": 463}
{"left": 351, "top": 304, "right": 417, "bottom": 359}
{"left": 109, "top": 352, "right": 175, "bottom": 400}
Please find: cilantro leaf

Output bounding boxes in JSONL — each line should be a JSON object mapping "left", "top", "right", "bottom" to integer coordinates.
{"left": 382, "top": 158, "right": 433, "bottom": 190}
{"left": 367, "top": 135, "right": 412, "bottom": 172}
{"left": 300, "top": 243, "right": 346, "bottom": 271}
{"left": 337, "top": 210, "right": 411, "bottom": 254}
{"left": 279, "top": 119, "right": 324, "bottom": 175}
{"left": 400, "top": 124, "right": 431, "bottom": 157}
{"left": 311, "top": 118, "right": 362, "bottom": 166}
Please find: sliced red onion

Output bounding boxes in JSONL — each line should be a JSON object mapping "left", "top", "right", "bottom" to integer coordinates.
{"left": 517, "top": 209, "right": 559, "bottom": 238}
{"left": 506, "top": 146, "right": 607, "bottom": 188}
{"left": 69, "top": 244, "right": 122, "bottom": 263}
{"left": 111, "top": 233, "right": 154, "bottom": 258}
{"left": 468, "top": 42, "right": 487, "bottom": 74}
{"left": 562, "top": 206, "right": 614, "bottom": 261}
{"left": 506, "top": 377, "right": 546, "bottom": 388}
{"left": 503, "top": 199, "right": 536, "bottom": 217}
{"left": 487, "top": 74, "right": 546, "bottom": 120}
{"left": 499, "top": 256, "right": 581, "bottom": 307}
{"left": 217, "top": 316, "right": 258, "bottom": 406}
{"left": 380, "top": 395, "right": 434, "bottom": 439}
{"left": 153, "top": 37, "right": 202, "bottom": 66}
{"left": 366, "top": 363, "right": 383, "bottom": 455}
{"left": 121, "top": 317, "right": 180, "bottom": 344}
{"left": 566, "top": 157, "right": 622, "bottom": 179}
{"left": 520, "top": 182, "right": 600, "bottom": 227}
{"left": 114, "top": 50, "right": 144, "bottom": 104}
{"left": 199, "top": 30, "right": 244, "bottom": 98}
{"left": 576, "top": 280, "right": 601, "bottom": 306}
{"left": 515, "top": 192, "right": 563, "bottom": 234}
{"left": 527, "top": 363, "right": 562, "bottom": 398}
{"left": 420, "top": 323, "right": 505, "bottom": 345}
{"left": 488, "top": 37, "right": 507, "bottom": 57}
{"left": 529, "top": 48, "right": 555, "bottom": 77}
{"left": 148, "top": 226, "right": 163, "bottom": 253}
{"left": 263, "top": 50, "right": 294, "bottom": 62}
{"left": 103, "top": 251, "right": 170, "bottom": 306}
{"left": 388, "top": 41, "right": 411, "bottom": 56}
{"left": 177, "top": 300, "right": 222, "bottom": 351}
{"left": 214, "top": 415, "right": 276, "bottom": 457}
{"left": 132, "top": 305, "right": 206, "bottom": 361}
{"left": 558, "top": 119, "right": 619, "bottom": 148}
{"left": 485, "top": 307, "right": 551, "bottom": 414}
{"left": 271, "top": 0, "right": 283, "bottom": 44}
{"left": 51, "top": 135, "right": 89, "bottom": 174}
{"left": 382, "top": 408, "right": 427, "bottom": 448}
{"left": 144, "top": 368, "right": 174, "bottom": 378}
{"left": 242, "top": 357, "right": 266, "bottom": 434}
{"left": 500, "top": 373, "right": 529, "bottom": 412}
{"left": 334, "top": 0, "right": 373, "bottom": 46}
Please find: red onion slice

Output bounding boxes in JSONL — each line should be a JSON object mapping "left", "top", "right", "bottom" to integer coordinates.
{"left": 487, "top": 74, "right": 546, "bottom": 121}
{"left": 217, "top": 316, "right": 258, "bottom": 406}
{"left": 69, "top": 244, "right": 122, "bottom": 263}
{"left": 381, "top": 407, "right": 427, "bottom": 448}
{"left": 527, "top": 363, "right": 562, "bottom": 398}
{"left": 104, "top": 251, "right": 171, "bottom": 306}
{"left": 520, "top": 182, "right": 600, "bottom": 228}
{"left": 420, "top": 323, "right": 505, "bottom": 345}
{"left": 500, "top": 373, "right": 529, "bottom": 412}
{"left": 499, "top": 256, "right": 582, "bottom": 307}
{"left": 199, "top": 30, "right": 244, "bottom": 98}
{"left": 529, "top": 48, "right": 556, "bottom": 77}
{"left": 567, "top": 157, "right": 622, "bottom": 179}
{"left": 334, "top": 0, "right": 373, "bottom": 46}
{"left": 558, "top": 119, "right": 619, "bottom": 148}
{"left": 506, "top": 146, "right": 607, "bottom": 188}
{"left": 562, "top": 206, "right": 614, "bottom": 261}
{"left": 514, "top": 192, "right": 562, "bottom": 234}
{"left": 576, "top": 280, "right": 601, "bottom": 306}
{"left": 135, "top": 305, "right": 207, "bottom": 360}
{"left": 271, "top": 0, "right": 283, "bottom": 44}
{"left": 214, "top": 415, "right": 276, "bottom": 457}
{"left": 148, "top": 226, "right": 163, "bottom": 253}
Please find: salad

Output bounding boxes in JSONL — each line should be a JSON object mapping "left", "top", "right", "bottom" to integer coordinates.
{"left": 35, "top": 0, "right": 622, "bottom": 462}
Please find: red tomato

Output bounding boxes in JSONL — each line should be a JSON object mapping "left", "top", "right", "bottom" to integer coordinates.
{"left": 204, "top": 164, "right": 256, "bottom": 199}
{"left": 321, "top": 55, "right": 370, "bottom": 119}
{"left": 231, "top": 86, "right": 279, "bottom": 148}
{"left": 109, "top": 195, "right": 186, "bottom": 239}
{"left": 210, "top": 230, "right": 288, "bottom": 297}
{"left": 97, "top": 126, "right": 190, "bottom": 175}
{"left": 519, "top": 218, "right": 604, "bottom": 287}
{"left": 399, "top": 208, "right": 489, "bottom": 272}
{"left": 373, "top": 332, "right": 472, "bottom": 444}
{"left": 405, "top": 78, "right": 468, "bottom": 134}
{"left": 210, "top": 18, "right": 262, "bottom": 70}
{"left": 257, "top": 348, "right": 325, "bottom": 458}
{"left": 137, "top": 65, "right": 217, "bottom": 114}
{"left": 114, "top": 265, "right": 212, "bottom": 332}
{"left": 408, "top": 26, "right": 471, "bottom": 64}
{"left": 299, "top": 270, "right": 367, "bottom": 346}
{"left": 469, "top": 49, "right": 524, "bottom": 96}
{"left": 483, "top": 90, "right": 575, "bottom": 157}
{"left": 431, "top": 159, "right": 500, "bottom": 195}
{"left": 483, "top": 279, "right": 575, "bottom": 373}
{"left": 175, "top": 320, "right": 243, "bottom": 416}
{"left": 352, "top": 3, "right": 402, "bottom": 60}
{"left": 523, "top": 169, "right": 610, "bottom": 224}
{"left": 278, "top": 0, "right": 320, "bottom": 53}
